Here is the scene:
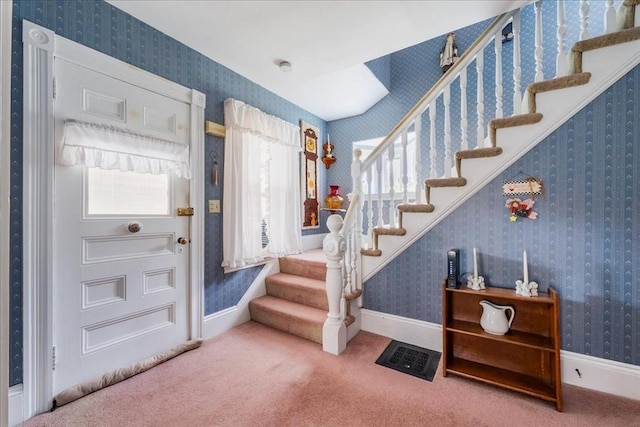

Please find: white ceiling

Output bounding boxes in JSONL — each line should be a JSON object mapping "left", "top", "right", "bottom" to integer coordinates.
{"left": 107, "top": 1, "right": 530, "bottom": 121}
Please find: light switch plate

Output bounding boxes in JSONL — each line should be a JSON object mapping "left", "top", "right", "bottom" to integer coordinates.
{"left": 208, "top": 200, "right": 221, "bottom": 213}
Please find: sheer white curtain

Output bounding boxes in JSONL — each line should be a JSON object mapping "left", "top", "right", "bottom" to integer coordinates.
{"left": 222, "top": 98, "right": 302, "bottom": 268}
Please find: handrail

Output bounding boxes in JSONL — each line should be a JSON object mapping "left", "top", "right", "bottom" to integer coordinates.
{"left": 360, "top": 11, "right": 516, "bottom": 173}
{"left": 339, "top": 192, "right": 360, "bottom": 236}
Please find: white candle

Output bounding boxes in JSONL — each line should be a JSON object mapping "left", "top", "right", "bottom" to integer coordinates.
{"left": 473, "top": 248, "right": 478, "bottom": 280}
{"left": 523, "top": 250, "right": 529, "bottom": 284}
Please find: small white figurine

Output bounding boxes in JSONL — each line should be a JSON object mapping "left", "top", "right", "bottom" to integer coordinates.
{"left": 515, "top": 280, "right": 539, "bottom": 297}
{"left": 467, "top": 275, "right": 485, "bottom": 291}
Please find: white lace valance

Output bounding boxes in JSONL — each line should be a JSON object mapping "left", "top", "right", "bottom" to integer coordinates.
{"left": 58, "top": 120, "right": 191, "bottom": 178}
{"left": 224, "top": 98, "right": 300, "bottom": 149}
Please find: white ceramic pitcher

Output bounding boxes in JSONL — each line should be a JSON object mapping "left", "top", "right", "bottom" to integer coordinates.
{"left": 479, "top": 300, "right": 515, "bottom": 335}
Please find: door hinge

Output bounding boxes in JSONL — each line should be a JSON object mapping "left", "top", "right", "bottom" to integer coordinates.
{"left": 52, "top": 77, "right": 56, "bottom": 100}
{"left": 52, "top": 346, "right": 57, "bottom": 370}
{"left": 177, "top": 207, "right": 194, "bottom": 216}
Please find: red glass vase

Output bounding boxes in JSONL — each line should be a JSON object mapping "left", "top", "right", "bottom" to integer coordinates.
{"left": 325, "top": 185, "right": 345, "bottom": 210}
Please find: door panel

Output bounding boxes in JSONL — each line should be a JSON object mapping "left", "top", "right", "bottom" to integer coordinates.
{"left": 53, "top": 59, "right": 191, "bottom": 394}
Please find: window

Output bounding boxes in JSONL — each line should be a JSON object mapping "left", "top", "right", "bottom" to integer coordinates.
{"left": 86, "top": 168, "right": 170, "bottom": 216}
{"left": 354, "top": 132, "right": 417, "bottom": 199}
{"left": 221, "top": 99, "right": 303, "bottom": 269}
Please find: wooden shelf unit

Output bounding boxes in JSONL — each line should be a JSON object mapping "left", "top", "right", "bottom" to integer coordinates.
{"left": 442, "top": 282, "right": 562, "bottom": 411}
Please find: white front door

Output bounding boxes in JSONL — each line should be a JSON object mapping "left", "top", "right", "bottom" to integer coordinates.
{"left": 52, "top": 58, "right": 192, "bottom": 394}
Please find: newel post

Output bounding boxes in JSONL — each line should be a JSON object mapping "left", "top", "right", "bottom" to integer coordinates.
{"left": 322, "top": 214, "right": 347, "bottom": 355}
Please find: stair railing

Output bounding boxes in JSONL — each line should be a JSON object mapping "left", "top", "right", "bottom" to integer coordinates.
{"left": 323, "top": 0, "right": 637, "bottom": 353}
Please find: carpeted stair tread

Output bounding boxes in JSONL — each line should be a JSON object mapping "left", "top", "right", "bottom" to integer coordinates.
{"left": 456, "top": 146, "right": 503, "bottom": 160}
{"left": 265, "top": 272, "right": 329, "bottom": 311}
{"left": 279, "top": 256, "right": 326, "bottom": 281}
{"left": 489, "top": 113, "right": 543, "bottom": 146}
{"left": 249, "top": 295, "right": 325, "bottom": 344}
{"left": 571, "top": 26, "right": 640, "bottom": 73}
{"left": 373, "top": 227, "right": 407, "bottom": 237}
{"left": 425, "top": 177, "right": 467, "bottom": 187}
{"left": 361, "top": 248, "right": 382, "bottom": 257}
{"left": 398, "top": 204, "right": 435, "bottom": 213}
{"left": 455, "top": 147, "right": 503, "bottom": 177}
{"left": 620, "top": 0, "right": 640, "bottom": 30}
{"left": 526, "top": 73, "right": 592, "bottom": 113}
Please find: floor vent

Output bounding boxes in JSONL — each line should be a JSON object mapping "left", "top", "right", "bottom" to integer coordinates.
{"left": 375, "top": 340, "right": 441, "bottom": 382}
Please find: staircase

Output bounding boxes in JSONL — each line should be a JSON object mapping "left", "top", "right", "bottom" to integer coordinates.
{"left": 249, "top": 0, "right": 640, "bottom": 353}
{"left": 248, "top": 252, "right": 328, "bottom": 344}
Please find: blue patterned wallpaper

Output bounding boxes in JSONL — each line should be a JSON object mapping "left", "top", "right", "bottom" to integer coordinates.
{"left": 9, "top": 0, "right": 327, "bottom": 386}
{"left": 327, "top": 1, "right": 638, "bottom": 366}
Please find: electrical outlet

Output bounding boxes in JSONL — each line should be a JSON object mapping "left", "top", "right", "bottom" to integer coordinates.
{"left": 208, "top": 200, "right": 221, "bottom": 213}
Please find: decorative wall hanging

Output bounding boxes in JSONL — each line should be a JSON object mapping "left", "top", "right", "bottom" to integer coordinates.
{"left": 208, "top": 150, "right": 218, "bottom": 185}
{"left": 321, "top": 133, "right": 336, "bottom": 169}
{"left": 300, "top": 120, "right": 320, "bottom": 229}
{"left": 503, "top": 175, "right": 543, "bottom": 222}
{"left": 439, "top": 32, "right": 459, "bottom": 74}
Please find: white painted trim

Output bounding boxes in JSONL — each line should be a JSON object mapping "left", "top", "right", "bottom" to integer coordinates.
{"left": 560, "top": 350, "right": 640, "bottom": 401}
{"left": 22, "top": 20, "right": 56, "bottom": 417}
{"left": 302, "top": 233, "right": 326, "bottom": 251}
{"left": 1, "top": 2, "right": 12, "bottom": 426}
{"left": 361, "top": 309, "right": 640, "bottom": 400}
{"left": 361, "top": 309, "right": 442, "bottom": 352}
{"left": 202, "top": 259, "right": 278, "bottom": 339}
{"left": 21, "top": 20, "right": 206, "bottom": 418}
{"left": 189, "top": 89, "right": 206, "bottom": 340}
{"left": 9, "top": 385, "right": 24, "bottom": 427}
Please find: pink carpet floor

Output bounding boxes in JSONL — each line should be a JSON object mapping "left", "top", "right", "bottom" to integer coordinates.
{"left": 24, "top": 321, "right": 639, "bottom": 426}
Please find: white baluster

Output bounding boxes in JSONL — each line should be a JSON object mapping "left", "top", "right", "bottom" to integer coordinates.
{"left": 387, "top": 142, "right": 396, "bottom": 227}
{"left": 351, "top": 148, "right": 363, "bottom": 250}
{"left": 494, "top": 35, "right": 503, "bottom": 119}
{"left": 604, "top": 0, "right": 616, "bottom": 33}
{"left": 460, "top": 68, "right": 468, "bottom": 149}
{"left": 349, "top": 226, "right": 358, "bottom": 294}
{"left": 443, "top": 86, "right": 452, "bottom": 178}
{"left": 429, "top": 101, "right": 437, "bottom": 177}
{"left": 401, "top": 130, "right": 408, "bottom": 204}
{"left": 322, "top": 214, "right": 346, "bottom": 355}
{"left": 476, "top": 49, "right": 485, "bottom": 148}
{"left": 414, "top": 116, "right": 423, "bottom": 204}
{"left": 535, "top": 0, "right": 544, "bottom": 82}
{"left": 375, "top": 157, "right": 383, "bottom": 227}
{"left": 344, "top": 233, "right": 352, "bottom": 294}
{"left": 580, "top": 0, "right": 590, "bottom": 40}
{"left": 513, "top": 11, "right": 522, "bottom": 115}
{"left": 556, "top": 0, "right": 567, "bottom": 77}
{"left": 366, "top": 168, "right": 373, "bottom": 247}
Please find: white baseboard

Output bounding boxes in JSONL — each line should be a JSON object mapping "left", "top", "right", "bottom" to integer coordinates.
{"left": 560, "top": 350, "right": 640, "bottom": 400}
{"left": 361, "top": 309, "right": 442, "bottom": 352}
{"left": 361, "top": 309, "right": 639, "bottom": 401}
{"left": 9, "top": 384, "right": 23, "bottom": 427}
{"left": 302, "top": 233, "right": 326, "bottom": 251}
{"left": 202, "top": 259, "right": 278, "bottom": 339}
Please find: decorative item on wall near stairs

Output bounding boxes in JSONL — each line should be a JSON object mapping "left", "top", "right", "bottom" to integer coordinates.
{"left": 300, "top": 120, "right": 320, "bottom": 229}
{"left": 503, "top": 173, "right": 543, "bottom": 222}
{"left": 321, "top": 134, "right": 336, "bottom": 169}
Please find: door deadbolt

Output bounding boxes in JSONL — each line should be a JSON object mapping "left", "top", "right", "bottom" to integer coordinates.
{"left": 127, "top": 222, "right": 143, "bottom": 233}
{"left": 177, "top": 237, "right": 188, "bottom": 245}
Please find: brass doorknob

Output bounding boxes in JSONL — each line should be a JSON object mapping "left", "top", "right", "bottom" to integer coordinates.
{"left": 177, "top": 237, "right": 188, "bottom": 245}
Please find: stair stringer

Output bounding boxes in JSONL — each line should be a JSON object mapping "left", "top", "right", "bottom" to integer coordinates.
{"left": 362, "top": 38, "right": 640, "bottom": 282}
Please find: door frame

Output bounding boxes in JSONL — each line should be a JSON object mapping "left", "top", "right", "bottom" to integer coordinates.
{"left": 1, "top": 2, "right": 12, "bottom": 425}
{"left": 21, "top": 20, "right": 205, "bottom": 416}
